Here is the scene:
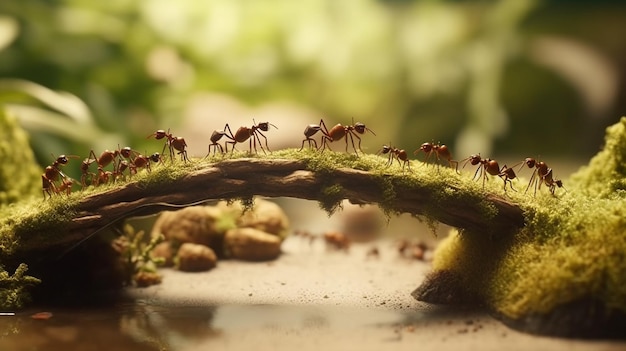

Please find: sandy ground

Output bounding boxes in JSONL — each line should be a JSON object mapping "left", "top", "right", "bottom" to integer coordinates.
{"left": 127, "top": 234, "right": 625, "bottom": 351}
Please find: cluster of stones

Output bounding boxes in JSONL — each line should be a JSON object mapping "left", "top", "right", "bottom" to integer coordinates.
{"left": 150, "top": 198, "right": 289, "bottom": 272}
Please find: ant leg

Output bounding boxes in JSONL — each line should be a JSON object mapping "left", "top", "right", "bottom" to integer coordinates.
{"left": 256, "top": 130, "right": 270, "bottom": 153}
{"left": 347, "top": 132, "right": 360, "bottom": 155}
{"left": 525, "top": 169, "right": 537, "bottom": 195}
{"left": 353, "top": 133, "right": 363, "bottom": 154}
{"left": 227, "top": 141, "right": 237, "bottom": 154}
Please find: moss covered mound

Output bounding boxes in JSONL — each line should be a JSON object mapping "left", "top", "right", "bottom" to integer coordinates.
{"left": 0, "top": 109, "right": 41, "bottom": 204}
{"left": 420, "top": 117, "right": 626, "bottom": 339}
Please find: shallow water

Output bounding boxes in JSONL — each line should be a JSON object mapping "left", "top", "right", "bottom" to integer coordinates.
{"left": 2, "top": 300, "right": 623, "bottom": 351}
{"left": 0, "top": 301, "right": 436, "bottom": 351}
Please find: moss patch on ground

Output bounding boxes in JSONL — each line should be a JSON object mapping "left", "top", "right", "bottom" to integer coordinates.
{"left": 429, "top": 117, "right": 626, "bottom": 336}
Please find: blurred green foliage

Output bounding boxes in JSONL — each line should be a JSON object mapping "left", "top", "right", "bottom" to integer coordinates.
{"left": 0, "top": 0, "right": 625, "bottom": 168}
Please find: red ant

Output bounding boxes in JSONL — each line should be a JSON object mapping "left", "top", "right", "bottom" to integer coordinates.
{"left": 223, "top": 120, "right": 277, "bottom": 154}
{"left": 42, "top": 154, "right": 78, "bottom": 198}
{"left": 462, "top": 154, "right": 503, "bottom": 190}
{"left": 81, "top": 149, "right": 120, "bottom": 187}
{"left": 147, "top": 129, "right": 190, "bottom": 162}
{"left": 414, "top": 142, "right": 458, "bottom": 171}
{"left": 128, "top": 152, "right": 160, "bottom": 174}
{"left": 118, "top": 146, "right": 162, "bottom": 175}
{"left": 462, "top": 154, "right": 520, "bottom": 193}
{"left": 319, "top": 118, "right": 376, "bottom": 155}
{"left": 378, "top": 144, "right": 411, "bottom": 171}
{"left": 300, "top": 120, "right": 331, "bottom": 151}
{"left": 518, "top": 158, "right": 565, "bottom": 196}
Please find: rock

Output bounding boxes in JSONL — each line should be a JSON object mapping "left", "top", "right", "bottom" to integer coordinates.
{"left": 151, "top": 206, "right": 234, "bottom": 256}
{"left": 224, "top": 227, "right": 282, "bottom": 261}
{"left": 133, "top": 271, "right": 162, "bottom": 287}
{"left": 217, "top": 198, "right": 290, "bottom": 239}
{"left": 175, "top": 243, "right": 217, "bottom": 272}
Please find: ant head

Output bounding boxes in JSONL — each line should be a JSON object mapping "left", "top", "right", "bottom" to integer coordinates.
{"left": 524, "top": 158, "right": 536, "bottom": 168}
{"left": 420, "top": 142, "right": 433, "bottom": 152}
{"left": 257, "top": 122, "right": 278, "bottom": 131}
{"left": 469, "top": 154, "right": 482, "bottom": 165}
{"left": 149, "top": 153, "right": 162, "bottom": 163}
{"left": 354, "top": 122, "right": 375, "bottom": 136}
{"left": 120, "top": 147, "right": 133, "bottom": 158}
{"left": 57, "top": 155, "right": 69, "bottom": 164}
{"left": 149, "top": 129, "right": 169, "bottom": 140}
{"left": 379, "top": 145, "right": 391, "bottom": 154}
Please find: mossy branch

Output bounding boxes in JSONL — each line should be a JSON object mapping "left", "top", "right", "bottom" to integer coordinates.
{"left": 69, "top": 158, "right": 523, "bottom": 238}
{"left": 1, "top": 151, "right": 526, "bottom": 259}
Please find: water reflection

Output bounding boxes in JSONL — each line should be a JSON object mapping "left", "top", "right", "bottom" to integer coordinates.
{"left": 0, "top": 301, "right": 219, "bottom": 351}
{"left": 0, "top": 301, "right": 412, "bottom": 351}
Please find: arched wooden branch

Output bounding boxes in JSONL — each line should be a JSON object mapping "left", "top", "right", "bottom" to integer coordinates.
{"left": 67, "top": 158, "right": 525, "bottom": 242}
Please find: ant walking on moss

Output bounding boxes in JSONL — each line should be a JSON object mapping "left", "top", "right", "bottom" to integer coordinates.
{"left": 518, "top": 158, "right": 565, "bottom": 196}
{"left": 42, "top": 154, "right": 79, "bottom": 198}
{"left": 378, "top": 144, "right": 411, "bottom": 171}
{"left": 147, "top": 129, "right": 190, "bottom": 163}
{"left": 81, "top": 149, "right": 120, "bottom": 187}
{"left": 462, "top": 154, "right": 519, "bottom": 193}
{"left": 414, "top": 142, "right": 459, "bottom": 172}
{"left": 223, "top": 120, "right": 278, "bottom": 154}
{"left": 317, "top": 118, "right": 376, "bottom": 155}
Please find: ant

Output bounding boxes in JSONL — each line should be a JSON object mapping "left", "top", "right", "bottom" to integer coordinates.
{"left": 128, "top": 152, "right": 161, "bottom": 174}
{"left": 414, "top": 142, "right": 458, "bottom": 172}
{"left": 119, "top": 146, "right": 162, "bottom": 175}
{"left": 223, "top": 120, "right": 277, "bottom": 154}
{"left": 299, "top": 120, "right": 332, "bottom": 151}
{"left": 462, "top": 154, "right": 502, "bottom": 190}
{"left": 147, "top": 129, "right": 190, "bottom": 162}
{"left": 42, "top": 154, "right": 78, "bottom": 198}
{"left": 518, "top": 158, "right": 565, "bottom": 196}
{"left": 81, "top": 149, "right": 120, "bottom": 187}
{"left": 319, "top": 118, "right": 376, "bottom": 155}
{"left": 378, "top": 144, "right": 411, "bottom": 171}
{"left": 463, "top": 154, "right": 520, "bottom": 193}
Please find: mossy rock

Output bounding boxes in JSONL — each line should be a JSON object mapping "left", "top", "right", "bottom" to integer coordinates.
{"left": 415, "top": 117, "right": 626, "bottom": 339}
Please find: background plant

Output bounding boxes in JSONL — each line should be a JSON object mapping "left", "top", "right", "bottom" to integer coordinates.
{"left": 1, "top": 0, "right": 625, "bottom": 170}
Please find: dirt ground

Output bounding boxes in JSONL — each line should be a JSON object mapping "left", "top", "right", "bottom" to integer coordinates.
{"left": 127, "top": 227, "right": 625, "bottom": 351}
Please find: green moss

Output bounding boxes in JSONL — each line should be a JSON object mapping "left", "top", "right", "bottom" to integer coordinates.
{"left": 569, "top": 117, "right": 626, "bottom": 197}
{"left": 0, "top": 109, "right": 40, "bottom": 205}
{"left": 319, "top": 184, "right": 345, "bottom": 215}
{"left": 430, "top": 117, "right": 626, "bottom": 322}
{"left": 0, "top": 263, "right": 41, "bottom": 309}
